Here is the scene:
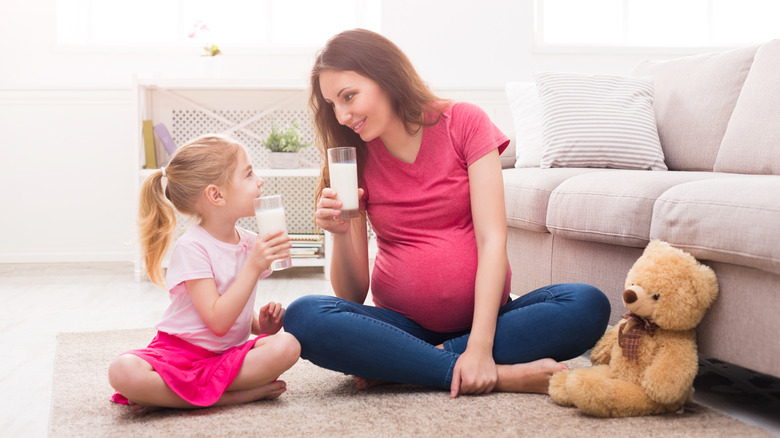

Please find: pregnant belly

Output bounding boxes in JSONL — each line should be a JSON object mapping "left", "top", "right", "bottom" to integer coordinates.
{"left": 370, "top": 243, "right": 478, "bottom": 332}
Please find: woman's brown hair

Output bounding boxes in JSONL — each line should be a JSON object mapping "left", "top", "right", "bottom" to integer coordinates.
{"left": 138, "top": 135, "right": 243, "bottom": 286}
{"left": 309, "top": 28, "right": 448, "bottom": 202}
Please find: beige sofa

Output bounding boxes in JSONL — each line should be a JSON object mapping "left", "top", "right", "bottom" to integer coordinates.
{"left": 500, "top": 40, "right": 780, "bottom": 379}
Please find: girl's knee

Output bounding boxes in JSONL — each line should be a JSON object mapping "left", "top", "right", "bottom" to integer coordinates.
{"left": 108, "top": 354, "right": 147, "bottom": 392}
{"left": 258, "top": 332, "right": 301, "bottom": 369}
{"left": 277, "top": 332, "right": 301, "bottom": 363}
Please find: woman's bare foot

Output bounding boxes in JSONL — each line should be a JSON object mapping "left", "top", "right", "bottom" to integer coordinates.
{"left": 495, "top": 358, "right": 569, "bottom": 394}
{"left": 353, "top": 376, "right": 392, "bottom": 390}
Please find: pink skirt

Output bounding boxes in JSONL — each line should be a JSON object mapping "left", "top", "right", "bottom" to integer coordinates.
{"left": 111, "top": 331, "right": 263, "bottom": 407}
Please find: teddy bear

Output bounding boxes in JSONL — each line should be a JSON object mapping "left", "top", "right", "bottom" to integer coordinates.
{"left": 548, "top": 240, "right": 719, "bottom": 417}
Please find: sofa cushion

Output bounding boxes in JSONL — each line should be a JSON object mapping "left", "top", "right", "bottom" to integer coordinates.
{"left": 650, "top": 176, "right": 780, "bottom": 275}
{"left": 534, "top": 72, "right": 666, "bottom": 171}
{"left": 500, "top": 137, "right": 517, "bottom": 169}
{"left": 631, "top": 45, "right": 757, "bottom": 171}
{"left": 505, "top": 82, "right": 544, "bottom": 168}
{"left": 503, "top": 167, "right": 602, "bottom": 232}
{"left": 714, "top": 39, "right": 780, "bottom": 175}
{"left": 546, "top": 171, "right": 734, "bottom": 247}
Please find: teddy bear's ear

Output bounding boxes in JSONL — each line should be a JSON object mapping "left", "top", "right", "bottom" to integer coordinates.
{"left": 644, "top": 240, "right": 677, "bottom": 259}
{"left": 645, "top": 240, "right": 667, "bottom": 252}
{"left": 693, "top": 262, "right": 719, "bottom": 309}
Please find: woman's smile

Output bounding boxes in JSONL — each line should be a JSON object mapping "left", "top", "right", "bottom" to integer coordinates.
{"left": 319, "top": 69, "right": 395, "bottom": 143}
{"left": 351, "top": 118, "right": 366, "bottom": 134}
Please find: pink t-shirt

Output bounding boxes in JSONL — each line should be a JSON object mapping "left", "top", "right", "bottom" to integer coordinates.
{"left": 157, "top": 225, "right": 271, "bottom": 352}
{"left": 363, "top": 102, "right": 511, "bottom": 332}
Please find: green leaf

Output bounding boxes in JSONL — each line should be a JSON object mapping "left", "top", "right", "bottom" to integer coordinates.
{"left": 262, "top": 120, "right": 311, "bottom": 152}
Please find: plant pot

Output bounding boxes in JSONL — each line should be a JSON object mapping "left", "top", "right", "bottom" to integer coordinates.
{"left": 198, "top": 56, "right": 223, "bottom": 78}
{"left": 268, "top": 152, "right": 300, "bottom": 169}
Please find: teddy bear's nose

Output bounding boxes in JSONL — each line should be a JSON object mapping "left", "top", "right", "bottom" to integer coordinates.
{"left": 623, "top": 289, "right": 637, "bottom": 304}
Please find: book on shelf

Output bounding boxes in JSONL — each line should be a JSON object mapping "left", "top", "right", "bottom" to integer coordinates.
{"left": 289, "top": 233, "right": 324, "bottom": 258}
{"left": 153, "top": 123, "right": 177, "bottom": 156}
{"left": 290, "top": 248, "right": 322, "bottom": 258}
{"left": 142, "top": 120, "right": 157, "bottom": 169}
{"left": 289, "top": 233, "right": 324, "bottom": 242}
{"left": 155, "top": 139, "right": 171, "bottom": 168}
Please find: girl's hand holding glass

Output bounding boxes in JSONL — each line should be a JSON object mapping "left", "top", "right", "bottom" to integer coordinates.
{"left": 251, "top": 230, "right": 291, "bottom": 273}
{"left": 254, "top": 195, "right": 293, "bottom": 271}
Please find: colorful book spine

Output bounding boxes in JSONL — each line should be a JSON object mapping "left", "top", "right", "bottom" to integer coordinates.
{"left": 142, "top": 120, "right": 157, "bottom": 169}
{"left": 153, "top": 123, "right": 177, "bottom": 156}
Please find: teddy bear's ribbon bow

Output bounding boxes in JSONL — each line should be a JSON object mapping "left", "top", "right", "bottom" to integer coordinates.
{"left": 618, "top": 312, "right": 659, "bottom": 363}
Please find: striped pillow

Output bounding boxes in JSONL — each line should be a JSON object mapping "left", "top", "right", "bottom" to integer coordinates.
{"left": 534, "top": 72, "right": 667, "bottom": 171}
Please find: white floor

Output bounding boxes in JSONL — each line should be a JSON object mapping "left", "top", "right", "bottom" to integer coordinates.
{"left": 0, "top": 262, "right": 778, "bottom": 437}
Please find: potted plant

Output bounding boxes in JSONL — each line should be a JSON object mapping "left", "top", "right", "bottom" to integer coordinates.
{"left": 262, "top": 121, "right": 311, "bottom": 168}
{"left": 189, "top": 20, "right": 223, "bottom": 77}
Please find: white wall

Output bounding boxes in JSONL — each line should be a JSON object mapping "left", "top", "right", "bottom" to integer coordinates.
{"left": 0, "top": 0, "right": 685, "bottom": 264}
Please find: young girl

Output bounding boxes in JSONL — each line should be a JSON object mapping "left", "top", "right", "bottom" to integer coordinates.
{"left": 109, "top": 134, "right": 300, "bottom": 414}
{"left": 283, "top": 29, "right": 610, "bottom": 397}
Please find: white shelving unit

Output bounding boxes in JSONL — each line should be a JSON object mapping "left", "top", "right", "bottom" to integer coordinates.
{"left": 133, "top": 78, "right": 327, "bottom": 280}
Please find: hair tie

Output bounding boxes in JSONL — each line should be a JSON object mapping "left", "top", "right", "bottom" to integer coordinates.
{"left": 161, "top": 167, "right": 167, "bottom": 178}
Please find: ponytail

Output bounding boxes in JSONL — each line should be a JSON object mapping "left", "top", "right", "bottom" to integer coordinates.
{"left": 137, "top": 134, "right": 243, "bottom": 287}
{"left": 138, "top": 170, "right": 176, "bottom": 287}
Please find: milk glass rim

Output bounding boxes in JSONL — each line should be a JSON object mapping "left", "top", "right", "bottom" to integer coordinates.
{"left": 327, "top": 146, "right": 357, "bottom": 162}
{"left": 254, "top": 194, "right": 284, "bottom": 210}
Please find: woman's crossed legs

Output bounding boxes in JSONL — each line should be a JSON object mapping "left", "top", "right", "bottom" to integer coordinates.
{"left": 283, "top": 283, "right": 610, "bottom": 394}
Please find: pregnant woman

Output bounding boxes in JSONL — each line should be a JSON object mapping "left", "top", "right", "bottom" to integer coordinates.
{"left": 283, "top": 29, "right": 610, "bottom": 397}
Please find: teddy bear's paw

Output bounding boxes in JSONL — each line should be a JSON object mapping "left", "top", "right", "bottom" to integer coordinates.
{"left": 565, "top": 371, "right": 618, "bottom": 416}
{"left": 571, "top": 376, "right": 665, "bottom": 417}
{"left": 548, "top": 370, "right": 574, "bottom": 406}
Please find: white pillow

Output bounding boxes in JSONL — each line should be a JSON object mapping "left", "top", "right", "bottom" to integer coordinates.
{"left": 534, "top": 72, "right": 667, "bottom": 171}
{"left": 505, "top": 82, "right": 544, "bottom": 168}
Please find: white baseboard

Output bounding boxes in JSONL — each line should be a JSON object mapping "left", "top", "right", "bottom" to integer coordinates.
{"left": 0, "top": 251, "right": 135, "bottom": 264}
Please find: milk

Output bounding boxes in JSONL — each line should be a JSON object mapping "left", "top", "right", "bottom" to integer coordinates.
{"left": 329, "top": 162, "right": 359, "bottom": 214}
{"left": 254, "top": 206, "right": 292, "bottom": 270}
{"left": 255, "top": 208, "right": 288, "bottom": 236}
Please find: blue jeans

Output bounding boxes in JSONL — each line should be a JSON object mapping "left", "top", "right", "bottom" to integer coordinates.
{"left": 283, "top": 283, "right": 610, "bottom": 390}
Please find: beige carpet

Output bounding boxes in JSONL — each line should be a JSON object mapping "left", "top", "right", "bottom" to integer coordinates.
{"left": 49, "top": 328, "right": 769, "bottom": 437}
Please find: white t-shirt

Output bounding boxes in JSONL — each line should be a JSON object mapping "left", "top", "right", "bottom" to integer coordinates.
{"left": 156, "top": 225, "right": 271, "bottom": 352}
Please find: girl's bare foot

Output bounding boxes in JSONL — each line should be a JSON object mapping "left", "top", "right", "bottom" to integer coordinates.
{"left": 216, "top": 380, "right": 288, "bottom": 406}
{"left": 495, "top": 358, "right": 569, "bottom": 394}
{"left": 247, "top": 380, "right": 287, "bottom": 401}
{"left": 125, "top": 380, "right": 287, "bottom": 414}
{"left": 128, "top": 401, "right": 161, "bottom": 416}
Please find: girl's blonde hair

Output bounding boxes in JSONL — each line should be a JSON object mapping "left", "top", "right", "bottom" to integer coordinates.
{"left": 138, "top": 134, "right": 244, "bottom": 286}
{"left": 309, "top": 28, "right": 448, "bottom": 204}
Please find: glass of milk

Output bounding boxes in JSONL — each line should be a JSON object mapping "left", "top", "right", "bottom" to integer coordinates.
{"left": 253, "top": 194, "right": 293, "bottom": 271}
{"left": 327, "top": 147, "right": 359, "bottom": 220}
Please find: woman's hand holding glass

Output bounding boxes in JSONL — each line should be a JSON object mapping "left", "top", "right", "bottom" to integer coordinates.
{"left": 315, "top": 188, "right": 364, "bottom": 234}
